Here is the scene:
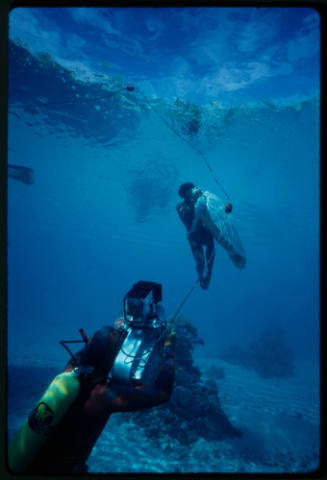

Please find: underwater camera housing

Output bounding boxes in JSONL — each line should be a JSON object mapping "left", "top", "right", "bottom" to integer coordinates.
{"left": 109, "top": 281, "right": 167, "bottom": 386}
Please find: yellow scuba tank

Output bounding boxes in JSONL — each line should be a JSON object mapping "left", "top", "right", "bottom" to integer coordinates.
{"left": 8, "top": 370, "right": 80, "bottom": 473}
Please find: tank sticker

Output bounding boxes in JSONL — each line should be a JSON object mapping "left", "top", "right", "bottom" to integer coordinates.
{"left": 28, "top": 402, "right": 54, "bottom": 435}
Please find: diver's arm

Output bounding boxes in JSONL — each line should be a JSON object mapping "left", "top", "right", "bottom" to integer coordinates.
{"left": 177, "top": 202, "right": 193, "bottom": 232}
{"left": 107, "top": 344, "right": 175, "bottom": 412}
{"left": 176, "top": 203, "right": 184, "bottom": 221}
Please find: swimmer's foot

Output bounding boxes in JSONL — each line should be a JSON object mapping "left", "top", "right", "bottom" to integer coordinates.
{"left": 200, "top": 275, "right": 210, "bottom": 290}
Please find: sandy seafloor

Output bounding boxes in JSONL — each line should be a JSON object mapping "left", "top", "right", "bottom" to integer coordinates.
{"left": 7, "top": 344, "right": 320, "bottom": 475}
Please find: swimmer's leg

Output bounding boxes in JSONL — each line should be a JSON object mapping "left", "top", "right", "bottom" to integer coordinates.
{"left": 188, "top": 236, "right": 205, "bottom": 285}
{"left": 201, "top": 237, "right": 215, "bottom": 289}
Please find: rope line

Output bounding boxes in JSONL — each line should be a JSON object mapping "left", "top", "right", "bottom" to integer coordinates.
{"left": 139, "top": 91, "right": 231, "bottom": 201}
{"left": 171, "top": 278, "right": 200, "bottom": 322}
{"left": 8, "top": 91, "right": 123, "bottom": 110}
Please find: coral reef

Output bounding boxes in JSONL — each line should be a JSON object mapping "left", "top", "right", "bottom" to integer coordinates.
{"left": 220, "top": 327, "right": 295, "bottom": 378}
{"left": 119, "top": 316, "right": 242, "bottom": 445}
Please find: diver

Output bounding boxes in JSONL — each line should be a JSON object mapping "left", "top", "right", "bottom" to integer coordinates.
{"left": 177, "top": 183, "right": 246, "bottom": 289}
{"left": 9, "top": 282, "right": 176, "bottom": 474}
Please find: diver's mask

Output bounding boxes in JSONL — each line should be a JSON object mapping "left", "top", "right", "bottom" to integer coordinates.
{"left": 123, "top": 281, "right": 165, "bottom": 329}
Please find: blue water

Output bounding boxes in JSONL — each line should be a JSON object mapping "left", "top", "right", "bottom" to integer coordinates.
{"left": 7, "top": 7, "right": 320, "bottom": 474}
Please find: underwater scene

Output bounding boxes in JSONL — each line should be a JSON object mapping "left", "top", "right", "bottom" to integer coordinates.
{"left": 7, "top": 6, "right": 320, "bottom": 475}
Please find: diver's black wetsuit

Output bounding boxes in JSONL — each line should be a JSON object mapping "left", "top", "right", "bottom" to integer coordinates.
{"left": 176, "top": 197, "right": 215, "bottom": 289}
{"left": 26, "top": 326, "right": 174, "bottom": 474}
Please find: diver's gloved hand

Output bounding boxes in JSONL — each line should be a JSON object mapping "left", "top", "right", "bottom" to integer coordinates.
{"left": 163, "top": 327, "right": 177, "bottom": 348}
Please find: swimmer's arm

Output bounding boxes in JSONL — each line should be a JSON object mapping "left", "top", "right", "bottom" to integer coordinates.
{"left": 176, "top": 203, "right": 183, "bottom": 220}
